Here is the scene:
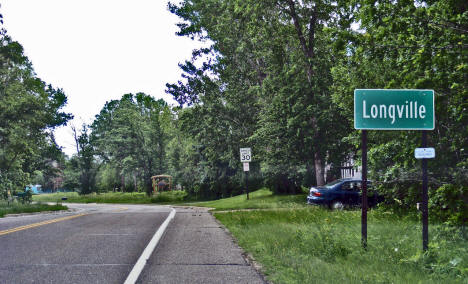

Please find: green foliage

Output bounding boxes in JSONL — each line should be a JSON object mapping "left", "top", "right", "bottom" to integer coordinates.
{"left": 76, "top": 125, "right": 96, "bottom": 194}
{"left": 331, "top": 0, "right": 468, "bottom": 224}
{"left": 15, "top": 190, "right": 32, "bottom": 204}
{"left": 0, "top": 33, "right": 71, "bottom": 198}
{"left": 430, "top": 184, "right": 468, "bottom": 225}
{"left": 62, "top": 156, "right": 81, "bottom": 192}
{"left": 95, "top": 163, "right": 119, "bottom": 192}
{"left": 167, "top": 73, "right": 260, "bottom": 198}
{"left": 0, "top": 201, "right": 67, "bottom": 218}
{"left": 91, "top": 93, "right": 172, "bottom": 195}
{"left": 167, "top": 0, "right": 356, "bottom": 197}
{"left": 32, "top": 191, "right": 188, "bottom": 204}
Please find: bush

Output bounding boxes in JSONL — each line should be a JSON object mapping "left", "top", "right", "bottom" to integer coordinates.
{"left": 430, "top": 184, "right": 468, "bottom": 225}
{"left": 266, "top": 174, "right": 303, "bottom": 195}
{"left": 375, "top": 180, "right": 423, "bottom": 211}
{"left": 0, "top": 201, "right": 67, "bottom": 217}
{"left": 376, "top": 180, "right": 468, "bottom": 225}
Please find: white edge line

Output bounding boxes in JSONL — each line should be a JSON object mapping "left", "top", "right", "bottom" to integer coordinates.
{"left": 124, "top": 208, "right": 176, "bottom": 284}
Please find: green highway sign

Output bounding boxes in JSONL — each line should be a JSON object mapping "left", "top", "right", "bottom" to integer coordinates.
{"left": 354, "top": 89, "right": 435, "bottom": 130}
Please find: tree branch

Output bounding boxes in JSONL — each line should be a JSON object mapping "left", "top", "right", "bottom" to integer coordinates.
{"left": 307, "top": 8, "right": 317, "bottom": 58}
{"left": 70, "top": 124, "right": 80, "bottom": 155}
{"left": 5, "top": 152, "right": 19, "bottom": 172}
{"left": 286, "top": 0, "right": 309, "bottom": 58}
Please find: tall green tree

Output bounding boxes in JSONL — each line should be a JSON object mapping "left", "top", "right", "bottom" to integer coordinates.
{"left": 91, "top": 93, "right": 171, "bottom": 195}
{"left": 168, "top": 0, "right": 355, "bottom": 193}
{"left": 250, "top": 0, "right": 355, "bottom": 189}
{"left": 0, "top": 33, "right": 71, "bottom": 196}
{"left": 167, "top": 1, "right": 266, "bottom": 197}
{"left": 72, "top": 125, "right": 96, "bottom": 194}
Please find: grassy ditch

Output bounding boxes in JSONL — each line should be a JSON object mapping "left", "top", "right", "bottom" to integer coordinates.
{"left": 32, "top": 190, "right": 187, "bottom": 204}
{"left": 187, "top": 188, "right": 308, "bottom": 211}
{"left": 0, "top": 201, "right": 68, "bottom": 217}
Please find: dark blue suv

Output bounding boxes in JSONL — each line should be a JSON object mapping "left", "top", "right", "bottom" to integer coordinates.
{"left": 307, "top": 178, "right": 381, "bottom": 210}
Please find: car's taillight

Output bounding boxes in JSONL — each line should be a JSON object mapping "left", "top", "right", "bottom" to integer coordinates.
{"left": 312, "top": 191, "right": 321, "bottom": 197}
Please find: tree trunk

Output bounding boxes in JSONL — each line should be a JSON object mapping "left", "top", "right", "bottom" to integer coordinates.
{"left": 133, "top": 173, "right": 137, "bottom": 192}
{"left": 314, "top": 152, "right": 325, "bottom": 186}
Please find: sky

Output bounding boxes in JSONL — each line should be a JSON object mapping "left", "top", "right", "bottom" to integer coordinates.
{"left": 1, "top": 0, "right": 201, "bottom": 156}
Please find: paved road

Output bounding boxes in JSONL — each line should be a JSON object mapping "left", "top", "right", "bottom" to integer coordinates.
{"left": 0, "top": 203, "right": 170, "bottom": 284}
{"left": 0, "top": 204, "right": 265, "bottom": 284}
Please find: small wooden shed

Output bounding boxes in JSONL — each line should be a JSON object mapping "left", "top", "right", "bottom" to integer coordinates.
{"left": 151, "top": 175, "right": 173, "bottom": 193}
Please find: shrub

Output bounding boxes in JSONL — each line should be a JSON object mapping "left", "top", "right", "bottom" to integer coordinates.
{"left": 376, "top": 180, "right": 468, "bottom": 225}
{"left": 430, "top": 184, "right": 468, "bottom": 225}
{"left": 375, "top": 180, "right": 423, "bottom": 211}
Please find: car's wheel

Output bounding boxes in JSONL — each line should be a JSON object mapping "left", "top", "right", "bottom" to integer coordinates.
{"left": 330, "top": 200, "right": 344, "bottom": 210}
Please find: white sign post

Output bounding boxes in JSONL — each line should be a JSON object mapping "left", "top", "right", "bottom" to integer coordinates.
{"left": 240, "top": 148, "right": 252, "bottom": 200}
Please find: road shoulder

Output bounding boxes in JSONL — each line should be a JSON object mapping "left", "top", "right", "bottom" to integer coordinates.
{"left": 137, "top": 207, "right": 266, "bottom": 284}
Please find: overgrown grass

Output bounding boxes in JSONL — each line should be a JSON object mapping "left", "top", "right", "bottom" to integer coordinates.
{"left": 32, "top": 190, "right": 188, "bottom": 204}
{"left": 215, "top": 208, "right": 468, "bottom": 283}
{"left": 0, "top": 201, "right": 68, "bottom": 217}
{"left": 186, "top": 188, "right": 308, "bottom": 211}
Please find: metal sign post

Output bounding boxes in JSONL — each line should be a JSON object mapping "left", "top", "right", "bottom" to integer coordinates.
{"left": 244, "top": 165, "right": 249, "bottom": 200}
{"left": 415, "top": 133, "right": 435, "bottom": 251}
{"left": 421, "top": 132, "right": 429, "bottom": 251}
{"left": 361, "top": 130, "right": 368, "bottom": 249}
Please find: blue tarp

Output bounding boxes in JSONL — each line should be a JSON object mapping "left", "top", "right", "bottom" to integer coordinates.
{"left": 25, "top": 185, "right": 42, "bottom": 194}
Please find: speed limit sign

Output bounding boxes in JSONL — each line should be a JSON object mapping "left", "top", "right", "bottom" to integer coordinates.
{"left": 240, "top": 148, "right": 252, "bottom": 162}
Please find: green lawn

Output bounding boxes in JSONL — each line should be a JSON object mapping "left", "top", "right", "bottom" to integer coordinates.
{"left": 32, "top": 190, "right": 187, "bottom": 204}
{"left": 185, "top": 188, "right": 308, "bottom": 211}
{"left": 0, "top": 201, "right": 68, "bottom": 217}
{"left": 188, "top": 189, "right": 467, "bottom": 283}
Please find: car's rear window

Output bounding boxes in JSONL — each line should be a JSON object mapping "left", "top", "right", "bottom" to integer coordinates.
{"left": 324, "top": 180, "right": 342, "bottom": 188}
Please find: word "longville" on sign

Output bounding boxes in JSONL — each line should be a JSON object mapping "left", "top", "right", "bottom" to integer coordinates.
{"left": 362, "top": 100, "right": 426, "bottom": 124}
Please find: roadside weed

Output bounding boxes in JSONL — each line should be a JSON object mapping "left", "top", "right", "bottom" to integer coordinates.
{"left": 0, "top": 201, "right": 67, "bottom": 217}
{"left": 32, "top": 191, "right": 187, "bottom": 204}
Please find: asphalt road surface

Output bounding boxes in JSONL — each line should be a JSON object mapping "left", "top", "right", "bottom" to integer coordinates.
{"left": 0, "top": 203, "right": 170, "bottom": 284}
{"left": 0, "top": 204, "right": 265, "bottom": 284}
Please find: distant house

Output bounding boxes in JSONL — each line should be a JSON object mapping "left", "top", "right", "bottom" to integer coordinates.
{"left": 340, "top": 157, "right": 362, "bottom": 179}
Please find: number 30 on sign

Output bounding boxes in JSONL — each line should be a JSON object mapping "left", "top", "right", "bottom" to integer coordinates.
{"left": 240, "top": 148, "right": 252, "bottom": 162}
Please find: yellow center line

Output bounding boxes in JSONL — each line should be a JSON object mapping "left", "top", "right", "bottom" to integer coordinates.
{"left": 113, "top": 207, "right": 128, "bottom": 212}
{"left": 0, "top": 213, "right": 88, "bottom": 236}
